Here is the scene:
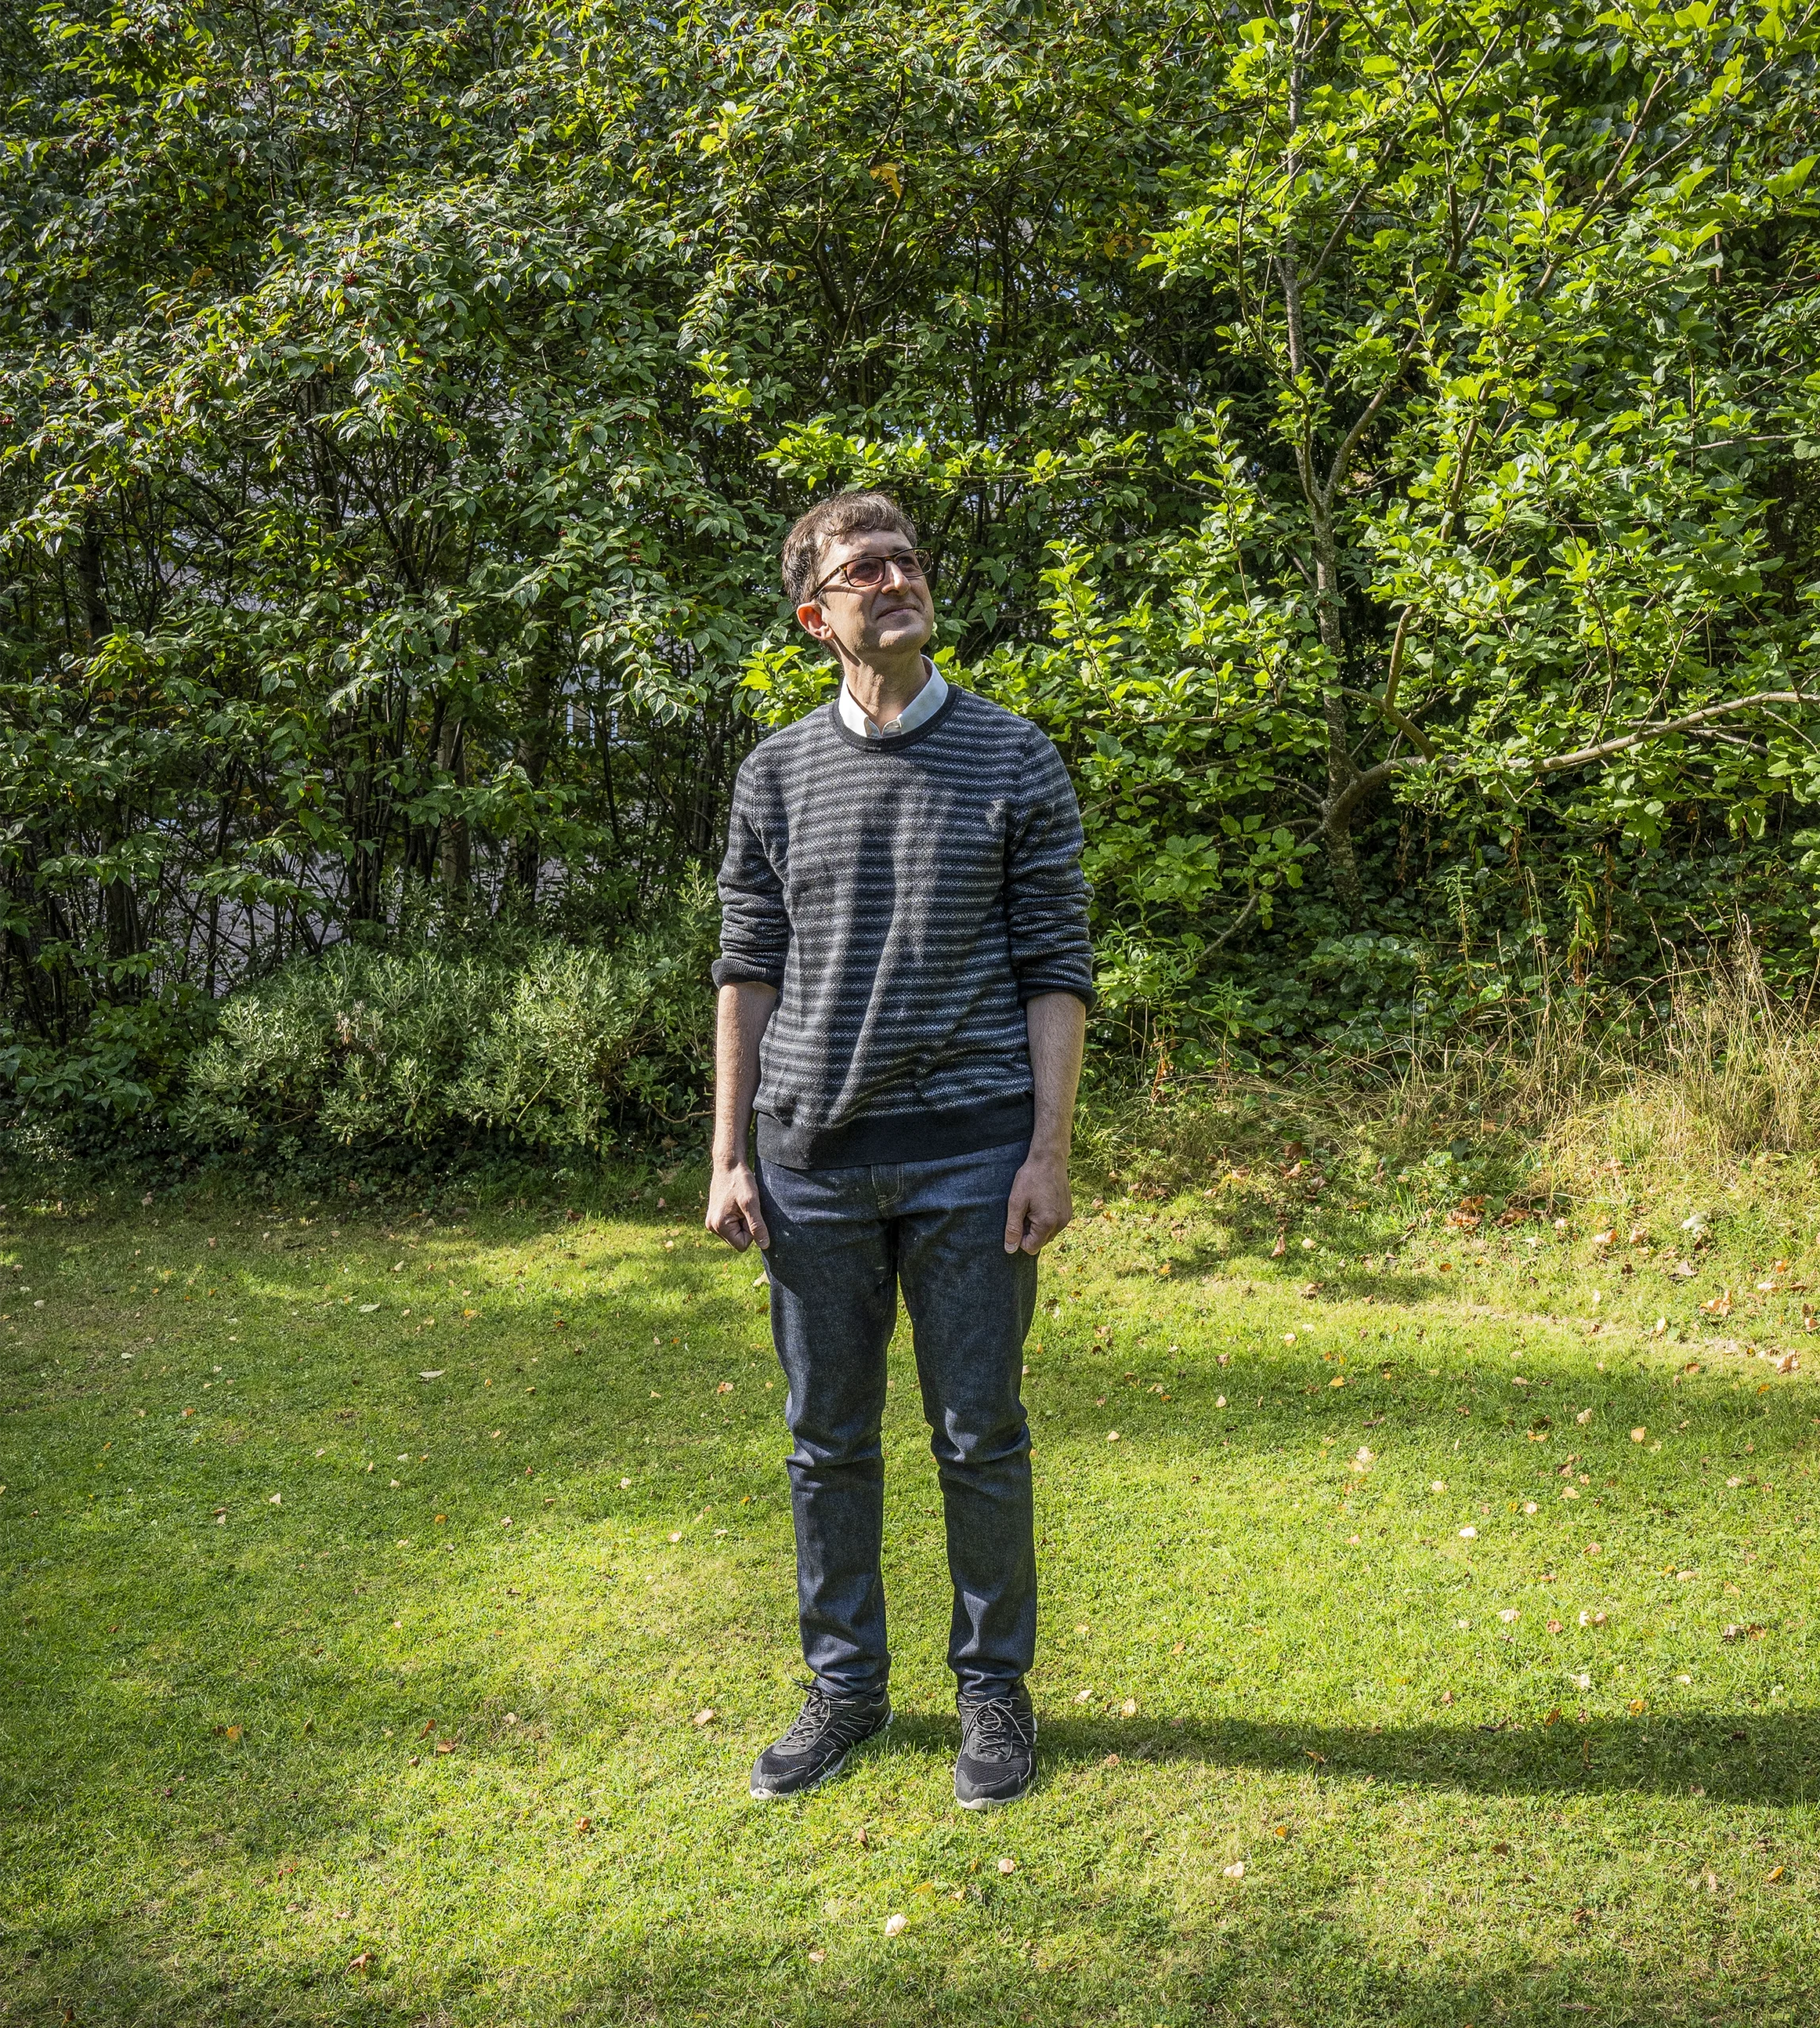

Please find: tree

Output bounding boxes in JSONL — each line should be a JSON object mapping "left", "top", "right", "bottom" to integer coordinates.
{"left": 943, "top": 0, "right": 1820, "bottom": 1059}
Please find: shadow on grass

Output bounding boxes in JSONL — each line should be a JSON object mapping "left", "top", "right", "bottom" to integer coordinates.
{"left": 1034, "top": 1710, "right": 1820, "bottom": 1805}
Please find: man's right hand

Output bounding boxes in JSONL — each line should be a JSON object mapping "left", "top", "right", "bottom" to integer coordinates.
{"left": 706, "top": 1161, "right": 770, "bottom": 1252}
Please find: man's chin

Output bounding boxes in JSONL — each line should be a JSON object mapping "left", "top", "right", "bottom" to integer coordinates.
{"left": 869, "top": 617, "right": 933, "bottom": 654}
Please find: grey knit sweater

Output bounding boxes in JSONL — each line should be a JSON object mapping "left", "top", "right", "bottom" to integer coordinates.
{"left": 713, "top": 684, "right": 1095, "bottom": 1168}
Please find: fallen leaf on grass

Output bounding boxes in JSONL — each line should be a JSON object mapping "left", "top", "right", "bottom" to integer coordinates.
{"left": 418, "top": 1370, "right": 444, "bottom": 1380}
{"left": 1120, "top": 1698, "right": 1138, "bottom": 1717}
{"left": 807, "top": 1948, "right": 826, "bottom": 1963}
{"left": 883, "top": 1914, "right": 907, "bottom": 1937}
{"left": 692, "top": 1708, "right": 716, "bottom": 1726}
{"left": 1222, "top": 1861, "right": 1245, "bottom": 1879}
{"left": 434, "top": 1740, "right": 454, "bottom": 1754}
{"left": 349, "top": 1952, "right": 372, "bottom": 1975}
{"left": 998, "top": 1857, "right": 1017, "bottom": 1874}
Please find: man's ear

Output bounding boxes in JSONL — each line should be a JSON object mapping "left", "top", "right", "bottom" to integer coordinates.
{"left": 796, "top": 598, "right": 834, "bottom": 642}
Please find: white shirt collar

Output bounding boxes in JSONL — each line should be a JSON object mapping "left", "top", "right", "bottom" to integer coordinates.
{"left": 838, "top": 660, "right": 947, "bottom": 740}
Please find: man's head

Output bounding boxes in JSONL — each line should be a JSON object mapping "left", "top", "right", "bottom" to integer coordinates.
{"left": 783, "top": 490, "right": 933, "bottom": 668}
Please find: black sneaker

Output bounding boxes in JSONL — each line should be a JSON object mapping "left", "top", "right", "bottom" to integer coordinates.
{"left": 750, "top": 1686, "right": 891, "bottom": 1801}
{"left": 954, "top": 1686, "right": 1037, "bottom": 1809}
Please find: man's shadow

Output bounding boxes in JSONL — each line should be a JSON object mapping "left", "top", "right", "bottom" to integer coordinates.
{"left": 1023, "top": 1708, "right": 1820, "bottom": 1805}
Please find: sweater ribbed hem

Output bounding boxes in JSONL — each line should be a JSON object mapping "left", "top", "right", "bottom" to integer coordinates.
{"left": 755, "top": 1092, "right": 1034, "bottom": 1171}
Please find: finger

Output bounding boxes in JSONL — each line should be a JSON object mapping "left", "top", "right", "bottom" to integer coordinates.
{"left": 739, "top": 1190, "right": 771, "bottom": 1252}
{"left": 1025, "top": 1199, "right": 1066, "bottom": 1253}
{"left": 1004, "top": 1184, "right": 1028, "bottom": 1254}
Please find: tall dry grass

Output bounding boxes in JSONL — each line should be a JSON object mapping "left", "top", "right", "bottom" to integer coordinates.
{"left": 1089, "top": 936, "right": 1820, "bottom": 1212}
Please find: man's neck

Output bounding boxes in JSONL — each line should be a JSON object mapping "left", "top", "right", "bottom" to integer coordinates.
{"left": 840, "top": 648, "right": 931, "bottom": 730}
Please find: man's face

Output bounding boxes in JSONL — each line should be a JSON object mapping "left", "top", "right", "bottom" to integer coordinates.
{"left": 796, "top": 528, "right": 934, "bottom": 663}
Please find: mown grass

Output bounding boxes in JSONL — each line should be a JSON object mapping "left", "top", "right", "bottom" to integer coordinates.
{"left": 3, "top": 1150, "right": 1818, "bottom": 2026}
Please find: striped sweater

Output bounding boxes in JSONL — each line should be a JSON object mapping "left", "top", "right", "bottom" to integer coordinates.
{"left": 713, "top": 684, "right": 1095, "bottom": 1168}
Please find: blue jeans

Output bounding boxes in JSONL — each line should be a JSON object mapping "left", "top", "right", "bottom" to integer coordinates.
{"left": 757, "top": 1140, "right": 1039, "bottom": 1702}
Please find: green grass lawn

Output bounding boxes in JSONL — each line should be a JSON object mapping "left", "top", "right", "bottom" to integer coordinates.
{"left": 4, "top": 1166, "right": 1818, "bottom": 2026}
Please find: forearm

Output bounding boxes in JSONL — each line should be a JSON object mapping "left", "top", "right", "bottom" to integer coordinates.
{"left": 712, "top": 981, "right": 778, "bottom": 1171}
{"left": 1025, "top": 991, "right": 1086, "bottom": 1161}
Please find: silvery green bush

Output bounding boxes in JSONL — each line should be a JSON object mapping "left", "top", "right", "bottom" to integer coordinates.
{"left": 177, "top": 897, "right": 712, "bottom": 1156}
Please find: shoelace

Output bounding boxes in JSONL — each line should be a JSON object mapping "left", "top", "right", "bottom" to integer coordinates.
{"left": 776, "top": 1690, "right": 838, "bottom": 1754}
{"left": 961, "top": 1700, "right": 1033, "bottom": 1764}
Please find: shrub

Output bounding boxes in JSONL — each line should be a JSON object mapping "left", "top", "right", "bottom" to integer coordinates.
{"left": 176, "top": 890, "right": 715, "bottom": 1159}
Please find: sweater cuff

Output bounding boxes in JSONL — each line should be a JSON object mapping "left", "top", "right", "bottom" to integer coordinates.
{"left": 712, "top": 957, "right": 785, "bottom": 991}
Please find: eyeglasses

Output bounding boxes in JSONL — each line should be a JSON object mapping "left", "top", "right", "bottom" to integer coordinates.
{"left": 811, "top": 548, "right": 931, "bottom": 597}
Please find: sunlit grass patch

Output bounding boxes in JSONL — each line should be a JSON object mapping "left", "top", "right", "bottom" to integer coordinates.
{"left": 2, "top": 1175, "right": 1817, "bottom": 2025}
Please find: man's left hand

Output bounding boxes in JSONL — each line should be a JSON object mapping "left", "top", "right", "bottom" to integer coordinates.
{"left": 1004, "top": 1151, "right": 1072, "bottom": 1255}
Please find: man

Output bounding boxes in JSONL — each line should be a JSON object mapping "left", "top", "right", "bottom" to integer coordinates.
{"left": 705, "top": 489, "right": 1093, "bottom": 1810}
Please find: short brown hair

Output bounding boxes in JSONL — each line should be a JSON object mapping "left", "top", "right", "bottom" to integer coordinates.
{"left": 780, "top": 490, "right": 918, "bottom": 608}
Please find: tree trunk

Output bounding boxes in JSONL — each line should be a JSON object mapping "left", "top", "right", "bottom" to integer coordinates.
{"left": 1309, "top": 501, "right": 1364, "bottom": 923}
{"left": 438, "top": 714, "right": 471, "bottom": 905}
{"left": 506, "top": 665, "right": 557, "bottom": 906}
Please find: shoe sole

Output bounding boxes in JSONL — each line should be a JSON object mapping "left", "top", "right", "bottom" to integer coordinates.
{"left": 750, "top": 1711, "right": 891, "bottom": 1801}
{"left": 955, "top": 1778, "right": 1035, "bottom": 1811}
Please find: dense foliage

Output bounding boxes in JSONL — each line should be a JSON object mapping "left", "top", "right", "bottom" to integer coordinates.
{"left": 4, "top": 0, "right": 1820, "bottom": 1149}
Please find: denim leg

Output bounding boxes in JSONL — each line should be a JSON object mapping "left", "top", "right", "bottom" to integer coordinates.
{"left": 894, "top": 1142, "right": 1039, "bottom": 1699}
{"left": 757, "top": 1159, "right": 896, "bottom": 1698}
